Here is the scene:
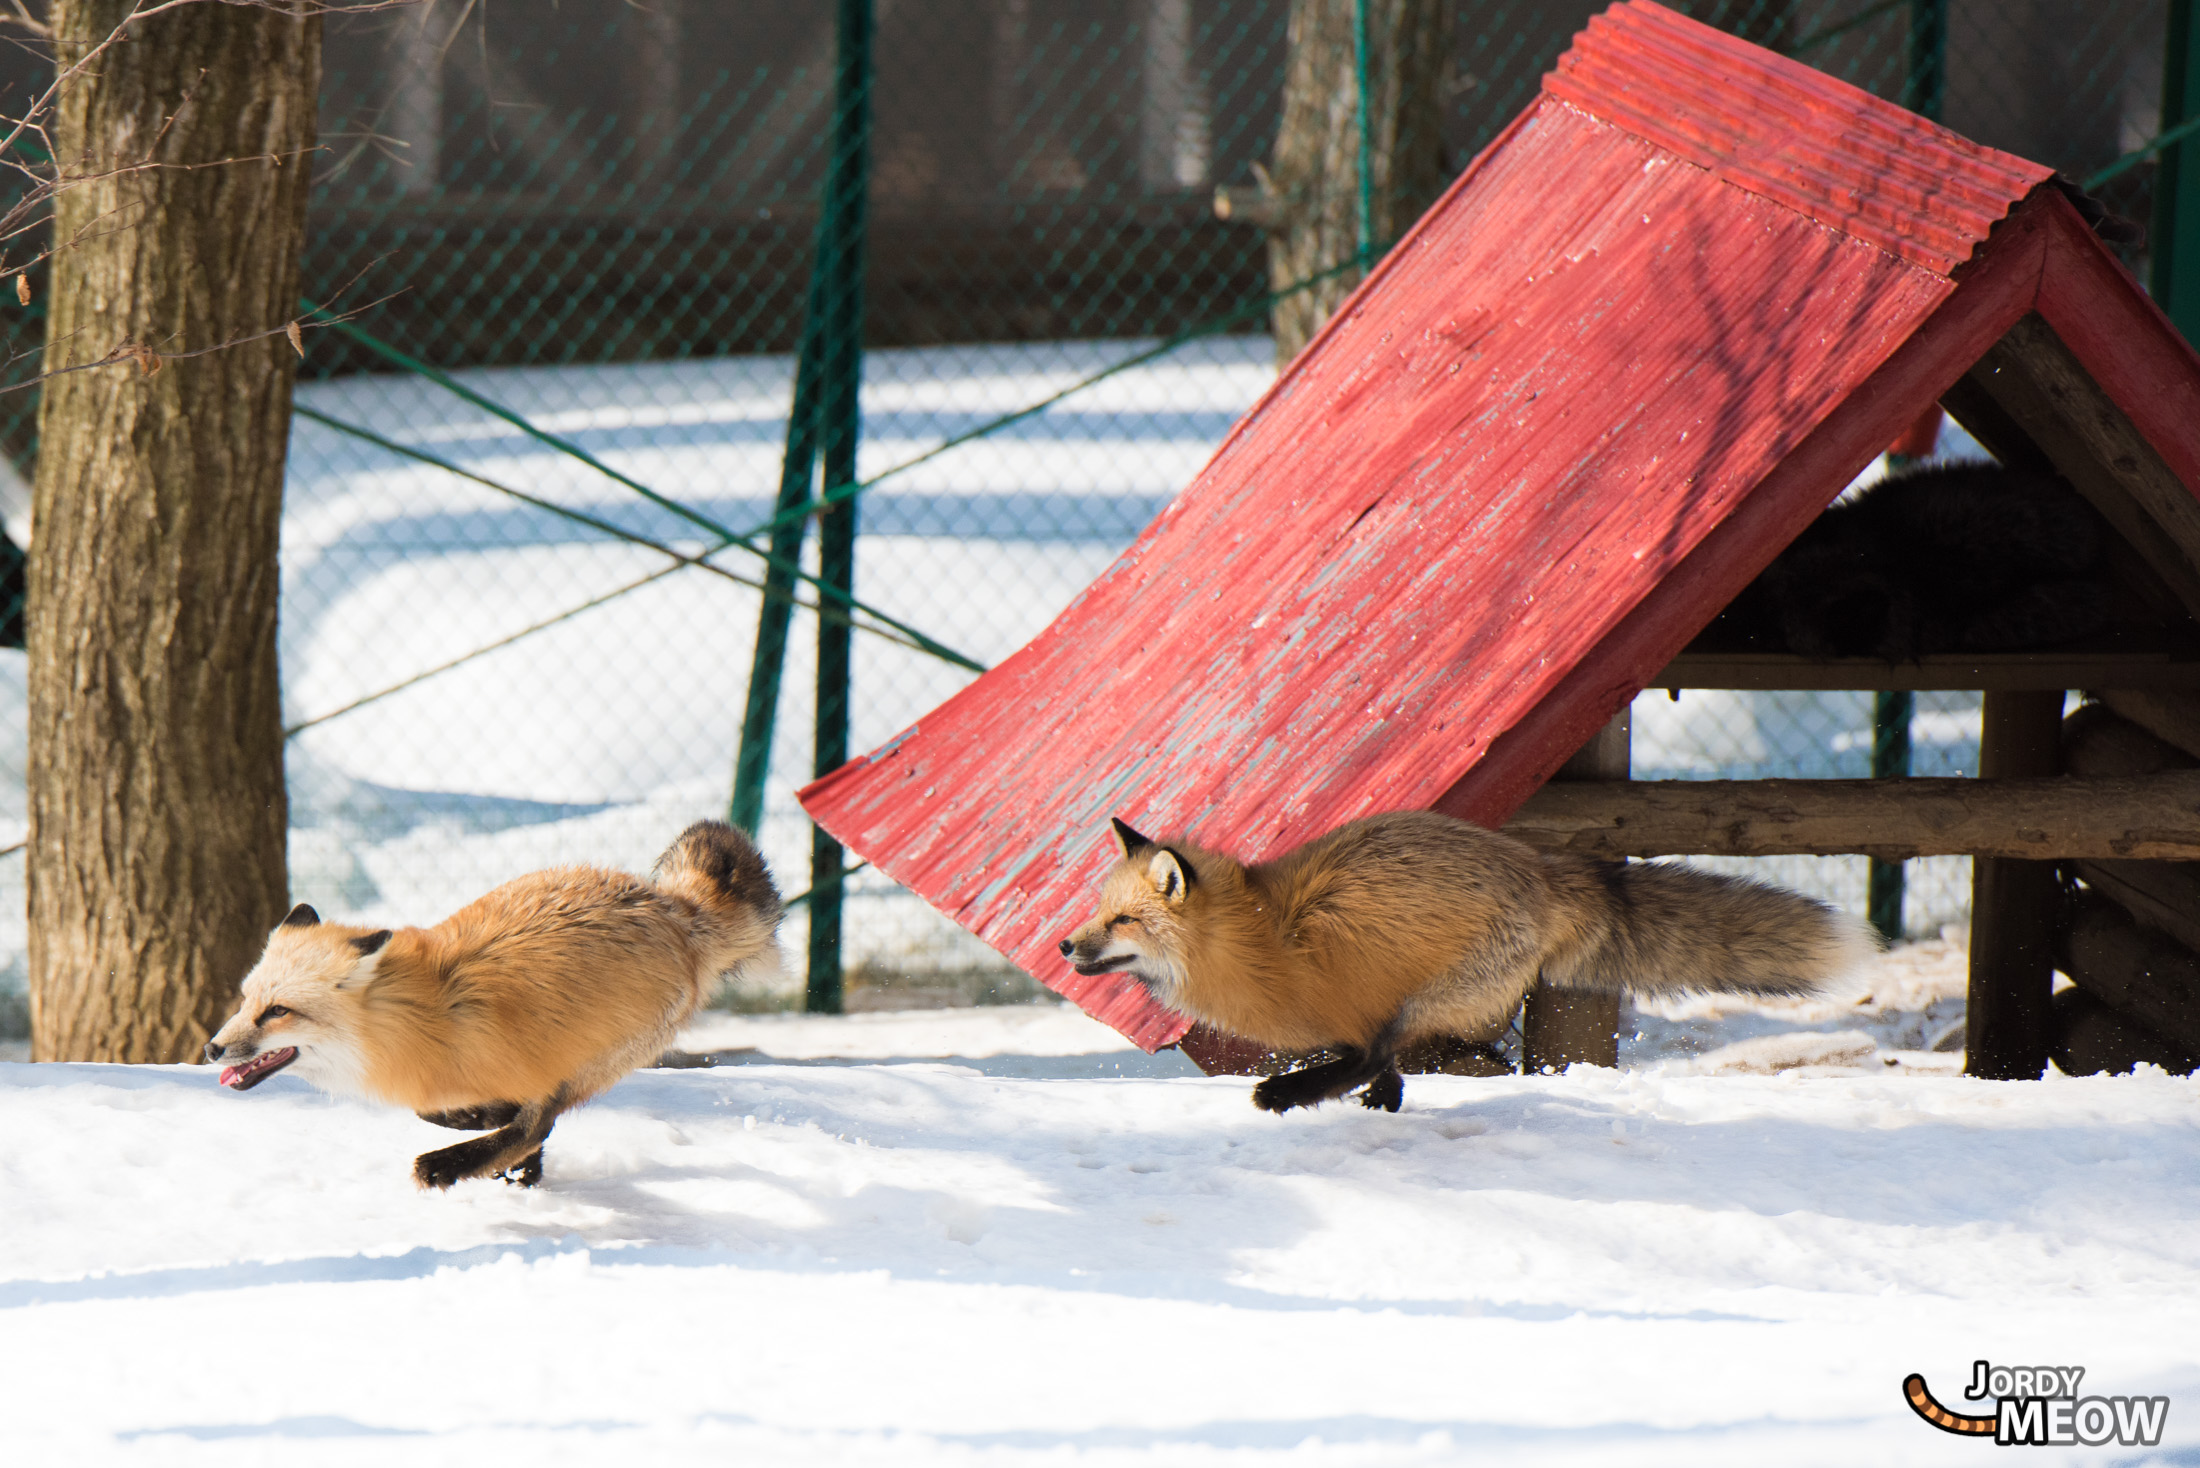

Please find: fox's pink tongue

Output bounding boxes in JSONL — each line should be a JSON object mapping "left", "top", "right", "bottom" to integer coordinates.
{"left": 219, "top": 1046, "right": 298, "bottom": 1090}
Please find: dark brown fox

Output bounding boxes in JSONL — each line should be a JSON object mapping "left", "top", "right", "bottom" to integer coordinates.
{"left": 1717, "top": 462, "right": 2114, "bottom": 661}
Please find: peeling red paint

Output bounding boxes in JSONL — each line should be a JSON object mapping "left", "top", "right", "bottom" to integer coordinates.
{"left": 799, "top": 0, "right": 2200, "bottom": 1054}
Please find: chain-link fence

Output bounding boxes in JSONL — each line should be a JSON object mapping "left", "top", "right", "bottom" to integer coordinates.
{"left": 0, "top": 0, "right": 2180, "bottom": 1039}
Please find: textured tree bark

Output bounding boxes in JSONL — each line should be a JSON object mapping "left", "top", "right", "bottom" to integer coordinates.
{"left": 1266, "top": 0, "right": 1448, "bottom": 366}
{"left": 29, "top": 0, "right": 318, "bottom": 1062}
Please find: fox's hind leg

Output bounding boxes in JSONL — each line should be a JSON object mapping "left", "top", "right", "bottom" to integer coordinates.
{"left": 416, "top": 1102, "right": 523, "bottom": 1131}
{"left": 414, "top": 1086, "right": 572, "bottom": 1190}
{"left": 1252, "top": 1016, "right": 1406, "bottom": 1113}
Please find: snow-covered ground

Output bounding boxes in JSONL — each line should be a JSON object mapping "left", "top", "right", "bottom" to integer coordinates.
{"left": 7, "top": 979, "right": 2198, "bottom": 1465}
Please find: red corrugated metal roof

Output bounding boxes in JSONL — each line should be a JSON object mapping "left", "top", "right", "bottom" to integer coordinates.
{"left": 799, "top": 1, "right": 2182, "bottom": 1052}
{"left": 1545, "top": 2, "right": 2048, "bottom": 274}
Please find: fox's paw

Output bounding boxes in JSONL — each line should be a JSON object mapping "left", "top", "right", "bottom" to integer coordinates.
{"left": 499, "top": 1149, "right": 545, "bottom": 1188}
{"left": 414, "top": 1150, "right": 467, "bottom": 1191}
{"left": 1359, "top": 1068, "right": 1403, "bottom": 1112}
{"left": 414, "top": 1135, "right": 505, "bottom": 1190}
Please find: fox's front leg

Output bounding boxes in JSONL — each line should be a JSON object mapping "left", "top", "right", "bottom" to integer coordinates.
{"left": 1252, "top": 1015, "right": 1407, "bottom": 1113}
{"left": 414, "top": 1087, "right": 570, "bottom": 1190}
{"left": 1252, "top": 1050, "right": 1364, "bottom": 1112}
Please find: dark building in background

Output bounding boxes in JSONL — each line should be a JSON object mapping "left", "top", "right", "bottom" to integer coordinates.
{"left": 0, "top": 0, "right": 2169, "bottom": 408}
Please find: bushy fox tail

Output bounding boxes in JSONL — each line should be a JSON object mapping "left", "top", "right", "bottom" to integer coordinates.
{"left": 1541, "top": 856, "right": 1876, "bottom": 999}
{"left": 652, "top": 820, "right": 784, "bottom": 983}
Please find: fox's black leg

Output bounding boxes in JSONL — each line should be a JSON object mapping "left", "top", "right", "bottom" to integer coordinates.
{"left": 500, "top": 1149, "right": 545, "bottom": 1187}
{"left": 1359, "top": 1066, "right": 1404, "bottom": 1112}
{"left": 417, "top": 1102, "right": 523, "bottom": 1131}
{"left": 1253, "top": 1051, "right": 1363, "bottom": 1112}
{"left": 415, "top": 1086, "right": 570, "bottom": 1190}
{"left": 1252, "top": 1015, "right": 1408, "bottom": 1114}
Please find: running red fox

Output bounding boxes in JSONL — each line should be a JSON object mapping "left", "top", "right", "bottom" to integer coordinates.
{"left": 205, "top": 821, "right": 782, "bottom": 1188}
{"left": 1061, "top": 813, "right": 1870, "bottom": 1112}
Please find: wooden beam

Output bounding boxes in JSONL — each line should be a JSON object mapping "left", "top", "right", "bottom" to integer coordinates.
{"left": 1954, "top": 313, "right": 2200, "bottom": 624}
{"left": 1966, "top": 690, "right": 2063, "bottom": 1080}
{"left": 1522, "top": 710, "right": 1626, "bottom": 1072}
{"left": 1504, "top": 771, "right": 2200, "bottom": 861}
{"left": 2069, "top": 858, "right": 2200, "bottom": 954}
{"left": 2036, "top": 184, "right": 2200, "bottom": 501}
{"left": 1654, "top": 647, "right": 2200, "bottom": 691}
{"left": 2059, "top": 892, "right": 2200, "bottom": 1055}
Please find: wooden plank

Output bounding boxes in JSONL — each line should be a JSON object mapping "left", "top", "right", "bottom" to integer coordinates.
{"left": 2069, "top": 859, "right": 2200, "bottom": 954}
{"left": 1655, "top": 648, "right": 2200, "bottom": 691}
{"left": 1522, "top": 711, "right": 1626, "bottom": 1072}
{"left": 2058, "top": 893, "right": 2200, "bottom": 1055}
{"left": 2099, "top": 688, "right": 2200, "bottom": 760}
{"left": 1966, "top": 690, "right": 2063, "bottom": 1080}
{"left": 1505, "top": 771, "right": 2200, "bottom": 860}
{"left": 2050, "top": 984, "right": 2198, "bottom": 1076}
{"left": 2037, "top": 190, "right": 2200, "bottom": 502}
{"left": 1956, "top": 311, "right": 2200, "bottom": 623}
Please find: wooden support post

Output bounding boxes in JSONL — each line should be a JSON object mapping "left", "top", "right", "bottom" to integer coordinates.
{"left": 1523, "top": 710, "right": 1627, "bottom": 1072}
{"left": 1966, "top": 689, "right": 2064, "bottom": 1078}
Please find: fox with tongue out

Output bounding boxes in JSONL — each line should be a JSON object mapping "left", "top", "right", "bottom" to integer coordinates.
{"left": 203, "top": 821, "right": 782, "bottom": 1189}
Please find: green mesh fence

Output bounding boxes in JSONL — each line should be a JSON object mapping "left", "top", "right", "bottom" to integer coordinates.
{"left": 0, "top": 0, "right": 2181, "bottom": 1037}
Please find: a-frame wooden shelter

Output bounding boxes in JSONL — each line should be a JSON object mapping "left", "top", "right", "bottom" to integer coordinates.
{"left": 802, "top": 0, "right": 2200, "bottom": 1078}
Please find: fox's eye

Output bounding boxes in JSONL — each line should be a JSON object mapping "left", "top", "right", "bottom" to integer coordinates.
{"left": 1109, "top": 915, "right": 1139, "bottom": 930}
{"left": 257, "top": 1004, "right": 292, "bottom": 1025}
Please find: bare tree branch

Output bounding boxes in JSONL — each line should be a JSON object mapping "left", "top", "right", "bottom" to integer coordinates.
{"left": 0, "top": 1, "right": 428, "bottom": 386}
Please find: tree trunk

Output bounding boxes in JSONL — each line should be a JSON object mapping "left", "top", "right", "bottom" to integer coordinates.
{"left": 1266, "top": 0, "right": 1449, "bottom": 366}
{"left": 29, "top": 0, "right": 318, "bottom": 1062}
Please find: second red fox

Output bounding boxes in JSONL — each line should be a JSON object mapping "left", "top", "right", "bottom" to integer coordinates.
{"left": 204, "top": 820, "right": 782, "bottom": 1189}
{"left": 1062, "top": 811, "right": 1870, "bottom": 1112}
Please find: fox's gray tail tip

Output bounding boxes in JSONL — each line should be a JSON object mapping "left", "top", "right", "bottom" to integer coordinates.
{"left": 657, "top": 820, "right": 783, "bottom": 922}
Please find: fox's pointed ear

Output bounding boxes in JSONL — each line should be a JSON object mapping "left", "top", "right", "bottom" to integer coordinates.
{"left": 336, "top": 931, "right": 392, "bottom": 990}
{"left": 281, "top": 903, "right": 320, "bottom": 928}
{"left": 1110, "top": 817, "right": 1152, "bottom": 859}
{"left": 1146, "top": 849, "right": 1195, "bottom": 906}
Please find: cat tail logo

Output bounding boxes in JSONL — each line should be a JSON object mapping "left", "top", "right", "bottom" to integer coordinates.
{"left": 1904, "top": 1375, "right": 1995, "bottom": 1436}
{"left": 1904, "top": 1364, "right": 2169, "bottom": 1447}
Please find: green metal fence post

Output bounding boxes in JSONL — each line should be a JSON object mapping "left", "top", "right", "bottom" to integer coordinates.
{"left": 2157, "top": 0, "right": 2200, "bottom": 341}
{"left": 1857, "top": 0, "right": 1946, "bottom": 945}
{"left": 728, "top": 270, "right": 829, "bottom": 837}
{"left": 1901, "top": 0, "right": 1945, "bottom": 119}
{"left": 806, "top": 0, "right": 874, "bottom": 1016}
